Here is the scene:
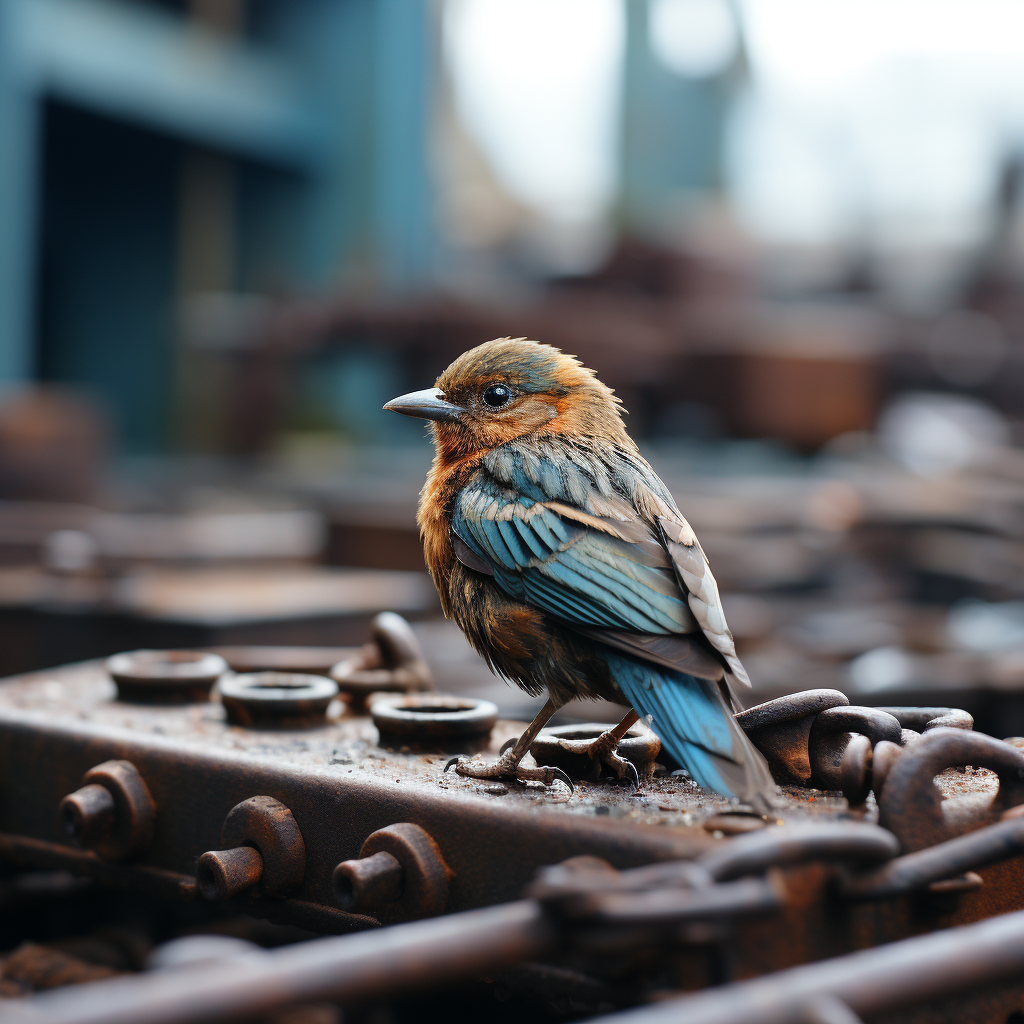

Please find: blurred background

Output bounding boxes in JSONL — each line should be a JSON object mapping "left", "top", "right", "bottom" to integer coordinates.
{"left": 3, "top": 0, "right": 1024, "bottom": 731}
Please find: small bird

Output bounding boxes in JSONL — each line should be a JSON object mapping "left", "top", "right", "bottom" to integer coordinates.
{"left": 384, "top": 338, "right": 774, "bottom": 805}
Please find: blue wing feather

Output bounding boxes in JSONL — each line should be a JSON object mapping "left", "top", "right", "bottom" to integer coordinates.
{"left": 453, "top": 480, "right": 694, "bottom": 635}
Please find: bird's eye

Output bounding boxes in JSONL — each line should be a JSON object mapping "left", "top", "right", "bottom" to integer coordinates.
{"left": 482, "top": 384, "right": 512, "bottom": 408}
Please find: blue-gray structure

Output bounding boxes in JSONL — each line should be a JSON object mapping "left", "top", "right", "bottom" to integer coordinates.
{"left": 619, "top": 0, "right": 741, "bottom": 235}
{"left": 0, "top": 0, "right": 434, "bottom": 449}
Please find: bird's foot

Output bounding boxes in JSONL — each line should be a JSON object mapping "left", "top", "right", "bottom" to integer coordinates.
{"left": 443, "top": 751, "right": 574, "bottom": 793}
{"left": 552, "top": 730, "right": 641, "bottom": 789}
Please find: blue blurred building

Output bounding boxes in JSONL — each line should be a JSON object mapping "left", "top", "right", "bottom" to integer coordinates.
{"left": 0, "top": 0, "right": 435, "bottom": 450}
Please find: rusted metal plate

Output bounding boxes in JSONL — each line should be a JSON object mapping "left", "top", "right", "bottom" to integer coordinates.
{"left": 4, "top": 649, "right": 1024, "bottom": 1023}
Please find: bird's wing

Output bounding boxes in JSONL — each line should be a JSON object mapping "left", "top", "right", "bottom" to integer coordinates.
{"left": 656, "top": 516, "right": 750, "bottom": 687}
{"left": 452, "top": 454, "right": 749, "bottom": 685}
{"left": 452, "top": 474, "right": 698, "bottom": 636}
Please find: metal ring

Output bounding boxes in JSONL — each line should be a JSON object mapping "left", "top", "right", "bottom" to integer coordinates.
{"left": 735, "top": 690, "right": 850, "bottom": 785}
{"left": 875, "top": 707, "right": 974, "bottom": 733}
{"left": 371, "top": 694, "right": 497, "bottom": 750}
{"left": 878, "top": 728, "right": 1024, "bottom": 851}
{"left": 808, "top": 706, "right": 902, "bottom": 792}
{"left": 218, "top": 673, "right": 339, "bottom": 729}
{"left": 530, "top": 723, "right": 662, "bottom": 781}
{"left": 106, "top": 650, "right": 227, "bottom": 704}
{"left": 330, "top": 612, "right": 434, "bottom": 710}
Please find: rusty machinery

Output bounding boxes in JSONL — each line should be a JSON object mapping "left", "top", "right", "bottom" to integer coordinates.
{"left": 1, "top": 615, "right": 1024, "bottom": 1022}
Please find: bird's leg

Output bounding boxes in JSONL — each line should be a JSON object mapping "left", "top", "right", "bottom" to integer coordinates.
{"left": 553, "top": 710, "right": 642, "bottom": 787}
{"left": 444, "top": 697, "right": 573, "bottom": 792}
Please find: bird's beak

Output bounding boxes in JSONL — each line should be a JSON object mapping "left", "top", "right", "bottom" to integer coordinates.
{"left": 383, "top": 388, "right": 466, "bottom": 423}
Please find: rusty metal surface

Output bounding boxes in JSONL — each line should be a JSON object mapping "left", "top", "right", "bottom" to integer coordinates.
{"left": 570, "top": 908, "right": 1024, "bottom": 1024}
{"left": 5, "top": 816, "right": 1024, "bottom": 1024}
{"left": 5, "top": 627, "right": 1024, "bottom": 1023}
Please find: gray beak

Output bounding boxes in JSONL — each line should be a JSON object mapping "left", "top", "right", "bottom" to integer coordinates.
{"left": 383, "top": 387, "right": 466, "bottom": 423}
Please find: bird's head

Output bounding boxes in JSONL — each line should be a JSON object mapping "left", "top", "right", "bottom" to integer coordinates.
{"left": 384, "top": 337, "right": 629, "bottom": 461}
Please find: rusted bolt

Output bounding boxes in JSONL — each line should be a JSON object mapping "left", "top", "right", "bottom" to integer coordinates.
{"left": 196, "top": 846, "right": 264, "bottom": 902}
{"left": 218, "top": 673, "right": 339, "bottom": 729}
{"left": 58, "top": 760, "right": 156, "bottom": 861}
{"left": 106, "top": 650, "right": 227, "bottom": 704}
{"left": 876, "top": 707, "right": 974, "bottom": 733}
{"left": 332, "top": 822, "right": 452, "bottom": 923}
{"left": 808, "top": 706, "right": 902, "bottom": 792}
{"left": 330, "top": 612, "right": 434, "bottom": 712}
{"left": 879, "top": 728, "right": 1024, "bottom": 851}
{"left": 60, "top": 784, "right": 115, "bottom": 849}
{"left": 333, "top": 851, "right": 403, "bottom": 913}
{"left": 198, "top": 796, "right": 305, "bottom": 901}
{"left": 530, "top": 722, "right": 662, "bottom": 781}
{"left": 735, "top": 690, "right": 849, "bottom": 785}
{"left": 370, "top": 694, "right": 498, "bottom": 752}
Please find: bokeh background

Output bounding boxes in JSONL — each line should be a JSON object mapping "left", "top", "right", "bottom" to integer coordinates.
{"left": 3, "top": 0, "right": 1024, "bottom": 731}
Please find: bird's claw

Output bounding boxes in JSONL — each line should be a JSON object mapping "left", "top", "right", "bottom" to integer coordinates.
{"left": 498, "top": 736, "right": 518, "bottom": 756}
{"left": 555, "top": 732, "right": 642, "bottom": 790}
{"left": 539, "top": 765, "right": 575, "bottom": 794}
{"left": 441, "top": 754, "right": 574, "bottom": 794}
{"left": 443, "top": 756, "right": 461, "bottom": 773}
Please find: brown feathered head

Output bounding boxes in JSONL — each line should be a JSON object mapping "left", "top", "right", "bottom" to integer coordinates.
{"left": 384, "top": 337, "right": 630, "bottom": 460}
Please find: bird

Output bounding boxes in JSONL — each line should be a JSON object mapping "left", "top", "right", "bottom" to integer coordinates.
{"left": 384, "top": 337, "right": 775, "bottom": 806}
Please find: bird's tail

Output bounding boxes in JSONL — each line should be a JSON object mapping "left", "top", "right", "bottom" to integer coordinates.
{"left": 606, "top": 652, "right": 776, "bottom": 808}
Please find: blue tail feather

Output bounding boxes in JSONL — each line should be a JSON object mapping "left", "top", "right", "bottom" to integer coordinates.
{"left": 604, "top": 650, "right": 765, "bottom": 799}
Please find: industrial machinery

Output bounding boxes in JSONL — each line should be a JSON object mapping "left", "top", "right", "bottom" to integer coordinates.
{"left": 1, "top": 615, "right": 1024, "bottom": 1023}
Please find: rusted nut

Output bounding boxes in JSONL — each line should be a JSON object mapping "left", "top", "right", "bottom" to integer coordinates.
{"left": 330, "top": 612, "right": 433, "bottom": 712}
{"left": 878, "top": 728, "right": 1024, "bottom": 852}
{"left": 332, "top": 850, "right": 403, "bottom": 913}
{"left": 735, "top": 690, "right": 849, "bottom": 785}
{"left": 839, "top": 734, "right": 873, "bottom": 806}
{"left": 371, "top": 694, "right": 497, "bottom": 752}
{"left": 218, "top": 673, "right": 339, "bottom": 729}
{"left": 106, "top": 650, "right": 227, "bottom": 704}
{"left": 808, "top": 707, "right": 902, "bottom": 792}
{"left": 876, "top": 707, "right": 974, "bottom": 733}
{"left": 196, "top": 846, "right": 263, "bottom": 902}
{"left": 333, "top": 822, "right": 451, "bottom": 923}
{"left": 58, "top": 760, "right": 156, "bottom": 861}
{"left": 530, "top": 722, "right": 662, "bottom": 781}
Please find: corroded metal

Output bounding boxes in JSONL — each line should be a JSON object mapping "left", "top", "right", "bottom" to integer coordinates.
{"left": 106, "top": 651, "right": 227, "bottom": 705}
{"left": 330, "top": 611, "right": 433, "bottom": 711}
{"left": 370, "top": 694, "right": 497, "bottom": 751}
{"left": 334, "top": 822, "right": 451, "bottom": 922}
{"left": 59, "top": 760, "right": 156, "bottom": 862}
{"left": 4, "top": 635, "right": 1024, "bottom": 1024}
{"left": 807, "top": 706, "right": 902, "bottom": 791}
{"left": 879, "top": 728, "right": 1024, "bottom": 851}
{"left": 218, "top": 672, "right": 339, "bottom": 729}
{"left": 530, "top": 722, "right": 662, "bottom": 780}
{"left": 735, "top": 690, "right": 849, "bottom": 784}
